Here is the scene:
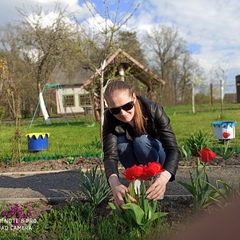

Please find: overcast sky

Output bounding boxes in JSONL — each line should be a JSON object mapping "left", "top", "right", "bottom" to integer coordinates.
{"left": 1, "top": 0, "right": 239, "bottom": 93}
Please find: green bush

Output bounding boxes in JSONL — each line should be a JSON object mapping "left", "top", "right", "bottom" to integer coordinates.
{"left": 184, "top": 130, "right": 211, "bottom": 156}
{"left": 79, "top": 166, "right": 112, "bottom": 208}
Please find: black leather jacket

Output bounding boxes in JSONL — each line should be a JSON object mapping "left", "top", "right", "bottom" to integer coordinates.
{"left": 102, "top": 96, "right": 179, "bottom": 182}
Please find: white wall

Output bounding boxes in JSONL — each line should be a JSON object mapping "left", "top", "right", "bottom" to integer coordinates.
{"left": 56, "top": 86, "right": 91, "bottom": 114}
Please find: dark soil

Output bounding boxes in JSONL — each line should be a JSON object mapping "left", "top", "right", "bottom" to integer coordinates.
{"left": 0, "top": 156, "right": 104, "bottom": 173}
{"left": 178, "top": 153, "right": 240, "bottom": 167}
{"left": 1, "top": 152, "right": 240, "bottom": 173}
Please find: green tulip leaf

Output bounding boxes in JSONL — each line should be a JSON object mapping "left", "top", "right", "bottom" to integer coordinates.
{"left": 121, "top": 203, "right": 145, "bottom": 225}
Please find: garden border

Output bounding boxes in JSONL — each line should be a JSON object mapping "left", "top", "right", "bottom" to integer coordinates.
{"left": 2, "top": 146, "right": 240, "bottom": 162}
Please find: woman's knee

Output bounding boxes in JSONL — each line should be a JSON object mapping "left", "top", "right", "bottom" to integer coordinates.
{"left": 133, "top": 135, "right": 150, "bottom": 148}
{"left": 117, "top": 135, "right": 129, "bottom": 154}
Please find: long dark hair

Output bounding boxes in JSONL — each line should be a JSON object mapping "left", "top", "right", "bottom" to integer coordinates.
{"left": 104, "top": 80, "right": 146, "bottom": 135}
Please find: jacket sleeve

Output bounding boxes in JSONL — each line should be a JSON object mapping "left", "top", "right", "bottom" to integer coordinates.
{"left": 102, "top": 111, "right": 119, "bottom": 181}
{"left": 151, "top": 104, "right": 180, "bottom": 181}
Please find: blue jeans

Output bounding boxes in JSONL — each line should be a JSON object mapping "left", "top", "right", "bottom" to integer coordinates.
{"left": 117, "top": 135, "right": 166, "bottom": 169}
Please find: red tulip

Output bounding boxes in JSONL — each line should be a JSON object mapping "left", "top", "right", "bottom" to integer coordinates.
{"left": 124, "top": 162, "right": 165, "bottom": 182}
{"left": 198, "top": 148, "right": 216, "bottom": 163}
{"left": 146, "top": 162, "right": 164, "bottom": 177}
{"left": 132, "top": 165, "right": 144, "bottom": 178}
{"left": 140, "top": 165, "right": 151, "bottom": 180}
{"left": 222, "top": 132, "right": 231, "bottom": 139}
{"left": 124, "top": 165, "right": 143, "bottom": 182}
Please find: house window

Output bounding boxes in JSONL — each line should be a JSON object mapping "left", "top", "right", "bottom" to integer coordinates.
{"left": 79, "top": 94, "right": 91, "bottom": 106}
{"left": 63, "top": 95, "right": 75, "bottom": 107}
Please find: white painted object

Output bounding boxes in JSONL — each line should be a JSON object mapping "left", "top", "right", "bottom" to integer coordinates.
{"left": 211, "top": 121, "right": 237, "bottom": 139}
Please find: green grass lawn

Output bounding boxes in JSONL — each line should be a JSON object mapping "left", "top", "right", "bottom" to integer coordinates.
{"left": 0, "top": 103, "right": 239, "bottom": 161}
{"left": 164, "top": 103, "right": 240, "bottom": 146}
{"left": 0, "top": 117, "right": 102, "bottom": 160}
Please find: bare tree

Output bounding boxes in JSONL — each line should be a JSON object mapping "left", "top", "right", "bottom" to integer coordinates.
{"left": 144, "top": 25, "right": 193, "bottom": 106}
{"left": 0, "top": 23, "right": 32, "bottom": 117}
{"left": 177, "top": 56, "right": 203, "bottom": 105}
{"left": 0, "top": 54, "right": 22, "bottom": 163}
{"left": 15, "top": 4, "right": 81, "bottom": 94}
{"left": 81, "top": 0, "right": 139, "bottom": 63}
{"left": 176, "top": 54, "right": 193, "bottom": 104}
{"left": 215, "top": 62, "right": 229, "bottom": 117}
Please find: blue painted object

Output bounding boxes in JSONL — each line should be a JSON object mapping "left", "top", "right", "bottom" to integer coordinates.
{"left": 26, "top": 132, "right": 50, "bottom": 151}
{"left": 211, "top": 121, "right": 237, "bottom": 128}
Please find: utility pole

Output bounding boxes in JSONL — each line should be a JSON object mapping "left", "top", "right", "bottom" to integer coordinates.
{"left": 215, "top": 62, "right": 229, "bottom": 119}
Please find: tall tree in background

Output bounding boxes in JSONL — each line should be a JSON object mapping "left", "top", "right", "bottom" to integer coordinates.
{"left": 176, "top": 55, "right": 199, "bottom": 105}
{"left": 0, "top": 23, "right": 33, "bottom": 118}
{"left": 116, "top": 31, "right": 146, "bottom": 64}
{"left": 144, "top": 25, "right": 194, "bottom": 106}
{"left": 16, "top": 4, "right": 80, "bottom": 94}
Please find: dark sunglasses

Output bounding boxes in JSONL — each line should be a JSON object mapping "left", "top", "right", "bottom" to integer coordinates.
{"left": 109, "top": 101, "right": 134, "bottom": 115}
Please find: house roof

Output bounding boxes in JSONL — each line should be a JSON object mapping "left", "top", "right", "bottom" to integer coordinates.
{"left": 49, "top": 65, "right": 94, "bottom": 85}
{"left": 82, "top": 48, "right": 165, "bottom": 88}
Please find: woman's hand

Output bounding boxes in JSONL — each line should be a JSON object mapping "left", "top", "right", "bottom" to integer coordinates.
{"left": 146, "top": 174, "right": 169, "bottom": 200}
{"left": 108, "top": 175, "right": 136, "bottom": 210}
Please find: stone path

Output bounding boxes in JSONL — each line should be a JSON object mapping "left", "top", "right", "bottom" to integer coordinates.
{"left": 0, "top": 166, "right": 240, "bottom": 203}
